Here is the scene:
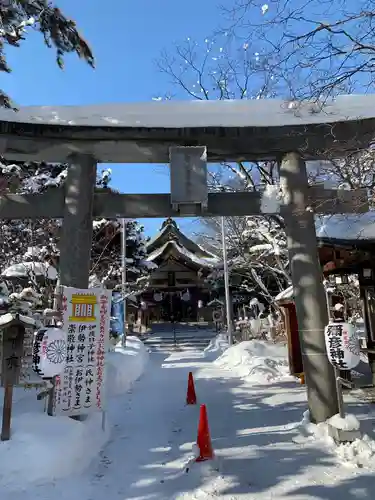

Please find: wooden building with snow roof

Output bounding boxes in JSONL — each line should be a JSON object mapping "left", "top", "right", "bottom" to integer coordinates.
{"left": 140, "top": 218, "right": 219, "bottom": 322}
{"left": 276, "top": 212, "right": 375, "bottom": 383}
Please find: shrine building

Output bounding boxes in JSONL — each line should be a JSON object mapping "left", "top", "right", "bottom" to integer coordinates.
{"left": 140, "top": 218, "right": 219, "bottom": 323}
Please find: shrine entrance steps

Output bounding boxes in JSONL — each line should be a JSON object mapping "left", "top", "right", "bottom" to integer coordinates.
{"left": 139, "top": 323, "right": 217, "bottom": 352}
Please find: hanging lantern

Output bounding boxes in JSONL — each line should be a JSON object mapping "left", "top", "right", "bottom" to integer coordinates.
{"left": 198, "top": 300, "right": 203, "bottom": 309}
{"left": 181, "top": 289, "right": 191, "bottom": 302}
{"left": 32, "top": 327, "right": 67, "bottom": 378}
{"left": 154, "top": 292, "right": 163, "bottom": 302}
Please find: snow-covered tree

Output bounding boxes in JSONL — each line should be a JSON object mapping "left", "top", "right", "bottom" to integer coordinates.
{"left": 195, "top": 185, "right": 289, "bottom": 303}
{"left": 90, "top": 217, "right": 150, "bottom": 294}
{"left": 0, "top": 161, "right": 151, "bottom": 305}
{"left": 158, "top": 33, "right": 375, "bottom": 303}
{"left": 0, "top": 1, "right": 93, "bottom": 108}
{"left": 222, "top": 0, "right": 375, "bottom": 100}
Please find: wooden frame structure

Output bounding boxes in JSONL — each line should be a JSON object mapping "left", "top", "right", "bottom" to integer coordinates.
{"left": 0, "top": 96, "right": 373, "bottom": 423}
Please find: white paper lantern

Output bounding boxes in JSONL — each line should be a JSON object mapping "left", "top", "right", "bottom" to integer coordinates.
{"left": 324, "top": 322, "right": 360, "bottom": 370}
{"left": 198, "top": 300, "right": 203, "bottom": 309}
{"left": 181, "top": 290, "right": 191, "bottom": 302}
{"left": 32, "top": 327, "right": 67, "bottom": 378}
{"left": 154, "top": 292, "right": 163, "bottom": 302}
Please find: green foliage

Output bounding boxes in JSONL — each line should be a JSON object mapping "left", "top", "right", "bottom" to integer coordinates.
{"left": 0, "top": 0, "right": 94, "bottom": 108}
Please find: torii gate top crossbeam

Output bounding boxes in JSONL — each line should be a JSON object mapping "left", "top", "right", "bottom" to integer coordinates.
{"left": 0, "top": 95, "right": 375, "bottom": 162}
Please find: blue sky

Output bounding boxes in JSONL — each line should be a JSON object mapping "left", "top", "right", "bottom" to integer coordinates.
{"left": 2, "top": 0, "right": 223, "bottom": 236}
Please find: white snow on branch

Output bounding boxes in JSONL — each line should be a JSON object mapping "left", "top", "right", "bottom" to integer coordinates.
{"left": 274, "top": 285, "right": 293, "bottom": 302}
{"left": 140, "top": 260, "right": 158, "bottom": 270}
{"left": 2, "top": 262, "right": 58, "bottom": 280}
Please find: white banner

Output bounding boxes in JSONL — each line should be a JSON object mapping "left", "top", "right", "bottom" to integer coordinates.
{"left": 52, "top": 286, "right": 111, "bottom": 416}
{"left": 324, "top": 322, "right": 361, "bottom": 371}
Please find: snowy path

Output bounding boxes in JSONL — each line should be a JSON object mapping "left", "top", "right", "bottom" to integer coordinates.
{"left": 8, "top": 347, "right": 375, "bottom": 499}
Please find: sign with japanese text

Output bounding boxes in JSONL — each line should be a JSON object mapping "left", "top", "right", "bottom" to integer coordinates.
{"left": 0, "top": 323, "right": 42, "bottom": 389}
{"left": 1, "top": 325, "right": 24, "bottom": 386}
{"left": 20, "top": 327, "right": 45, "bottom": 389}
{"left": 32, "top": 327, "right": 67, "bottom": 378}
{"left": 324, "top": 322, "right": 360, "bottom": 370}
{"left": 52, "top": 286, "right": 111, "bottom": 416}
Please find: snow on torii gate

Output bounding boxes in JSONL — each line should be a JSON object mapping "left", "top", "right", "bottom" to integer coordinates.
{"left": 0, "top": 96, "right": 373, "bottom": 424}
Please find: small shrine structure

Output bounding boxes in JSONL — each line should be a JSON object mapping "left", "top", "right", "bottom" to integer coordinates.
{"left": 140, "top": 218, "right": 219, "bottom": 322}
{"left": 276, "top": 212, "right": 375, "bottom": 381}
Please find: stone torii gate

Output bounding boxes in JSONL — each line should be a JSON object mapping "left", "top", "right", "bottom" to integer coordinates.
{"left": 0, "top": 95, "right": 373, "bottom": 424}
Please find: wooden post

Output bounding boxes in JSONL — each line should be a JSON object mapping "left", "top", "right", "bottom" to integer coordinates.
{"left": 279, "top": 152, "right": 339, "bottom": 423}
{"left": 1, "top": 384, "right": 13, "bottom": 441}
{"left": 1, "top": 323, "right": 24, "bottom": 440}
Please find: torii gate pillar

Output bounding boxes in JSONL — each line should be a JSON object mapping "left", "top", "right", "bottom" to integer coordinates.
{"left": 59, "top": 155, "right": 97, "bottom": 289}
{"left": 279, "top": 152, "right": 338, "bottom": 423}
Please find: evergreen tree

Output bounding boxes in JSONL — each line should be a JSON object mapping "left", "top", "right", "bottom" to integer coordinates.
{"left": 0, "top": 1, "right": 93, "bottom": 108}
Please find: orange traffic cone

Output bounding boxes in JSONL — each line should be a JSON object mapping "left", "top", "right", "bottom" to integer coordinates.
{"left": 186, "top": 372, "right": 197, "bottom": 405}
{"left": 196, "top": 404, "right": 214, "bottom": 462}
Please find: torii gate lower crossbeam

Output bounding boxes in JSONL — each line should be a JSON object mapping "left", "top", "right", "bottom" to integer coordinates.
{"left": 0, "top": 186, "right": 367, "bottom": 219}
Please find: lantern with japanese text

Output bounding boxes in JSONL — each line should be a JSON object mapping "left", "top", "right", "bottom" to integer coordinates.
{"left": 324, "top": 322, "right": 360, "bottom": 370}
{"left": 32, "top": 327, "right": 67, "bottom": 378}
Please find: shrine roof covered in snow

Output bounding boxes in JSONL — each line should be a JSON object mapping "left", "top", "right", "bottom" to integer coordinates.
{"left": 1, "top": 95, "right": 375, "bottom": 162}
{"left": 146, "top": 218, "right": 216, "bottom": 259}
{"left": 316, "top": 212, "right": 375, "bottom": 246}
{"left": 146, "top": 240, "right": 218, "bottom": 270}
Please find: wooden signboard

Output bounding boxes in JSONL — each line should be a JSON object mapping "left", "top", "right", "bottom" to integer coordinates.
{"left": 1, "top": 325, "right": 25, "bottom": 386}
{"left": 1, "top": 323, "right": 25, "bottom": 441}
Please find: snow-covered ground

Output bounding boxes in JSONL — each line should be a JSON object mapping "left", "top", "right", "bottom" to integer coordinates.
{"left": 0, "top": 336, "right": 148, "bottom": 493}
{"left": 3, "top": 335, "right": 375, "bottom": 499}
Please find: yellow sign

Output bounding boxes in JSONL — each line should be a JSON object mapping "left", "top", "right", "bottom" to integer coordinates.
{"left": 69, "top": 294, "right": 97, "bottom": 322}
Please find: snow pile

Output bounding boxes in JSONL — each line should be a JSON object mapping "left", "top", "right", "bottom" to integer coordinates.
{"left": 0, "top": 337, "right": 148, "bottom": 491}
{"left": 106, "top": 336, "right": 149, "bottom": 397}
{"left": 299, "top": 411, "right": 375, "bottom": 468}
{"left": 203, "top": 334, "right": 229, "bottom": 360}
{"left": 335, "top": 434, "right": 375, "bottom": 467}
{"left": 214, "top": 340, "right": 290, "bottom": 383}
{"left": 0, "top": 412, "right": 109, "bottom": 491}
{"left": 328, "top": 413, "right": 361, "bottom": 431}
{"left": 300, "top": 410, "right": 361, "bottom": 437}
